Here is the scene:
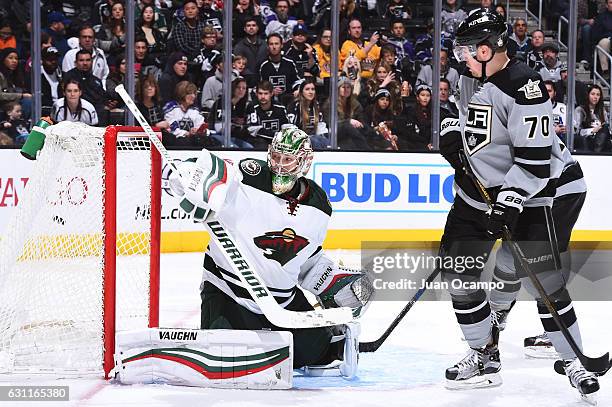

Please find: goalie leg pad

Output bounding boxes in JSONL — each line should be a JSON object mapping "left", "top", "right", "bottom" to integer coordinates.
{"left": 113, "top": 328, "right": 293, "bottom": 389}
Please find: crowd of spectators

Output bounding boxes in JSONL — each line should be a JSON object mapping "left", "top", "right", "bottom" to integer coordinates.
{"left": 0, "top": 0, "right": 609, "bottom": 153}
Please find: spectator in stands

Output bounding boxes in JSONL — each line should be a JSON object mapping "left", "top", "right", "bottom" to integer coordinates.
{"left": 43, "top": 11, "right": 70, "bottom": 62}
{"left": 245, "top": 80, "right": 289, "bottom": 149}
{"left": 525, "top": 29, "right": 545, "bottom": 69}
{"left": 322, "top": 74, "right": 369, "bottom": 150}
{"left": 170, "top": 0, "right": 207, "bottom": 61}
{"left": 136, "top": 4, "right": 167, "bottom": 64}
{"left": 265, "top": 0, "right": 298, "bottom": 43}
{"left": 340, "top": 18, "right": 380, "bottom": 79}
{"left": 95, "top": 0, "right": 127, "bottom": 64}
{"left": 105, "top": 54, "right": 127, "bottom": 109}
{"left": 287, "top": 78, "right": 329, "bottom": 149}
{"left": 363, "top": 88, "right": 401, "bottom": 150}
{"left": 44, "top": 12, "right": 71, "bottom": 59}
{"left": 199, "top": 0, "right": 223, "bottom": 32}
{"left": 362, "top": 60, "right": 401, "bottom": 110}
{"left": 536, "top": 41, "right": 564, "bottom": 82}
{"left": 63, "top": 49, "right": 116, "bottom": 126}
{"left": 134, "top": 36, "right": 162, "bottom": 81}
{"left": 93, "top": 0, "right": 114, "bottom": 27}
{"left": 259, "top": 33, "right": 299, "bottom": 104}
{"left": 380, "top": 44, "right": 409, "bottom": 87}
{"left": 283, "top": 23, "right": 319, "bottom": 79}
{"left": 159, "top": 51, "right": 193, "bottom": 105}
{"left": 163, "top": 80, "right": 217, "bottom": 147}
{"left": 62, "top": 25, "right": 110, "bottom": 86}
{"left": 386, "top": 19, "right": 415, "bottom": 62}
{"left": 134, "top": 0, "right": 169, "bottom": 36}
{"left": 233, "top": 55, "right": 248, "bottom": 77}
{"left": 508, "top": 17, "right": 529, "bottom": 60}
{"left": 414, "top": 18, "right": 453, "bottom": 64}
{"left": 39, "top": 47, "right": 63, "bottom": 117}
{"left": 544, "top": 80, "right": 568, "bottom": 143}
{"left": 592, "top": 0, "right": 612, "bottom": 76}
{"left": 555, "top": 63, "right": 589, "bottom": 107}
{"left": 578, "top": 0, "right": 597, "bottom": 67}
{"left": 0, "top": 48, "right": 31, "bottom": 119}
{"left": 0, "top": 20, "right": 17, "bottom": 51}
{"left": 234, "top": 16, "right": 268, "bottom": 87}
{"left": 51, "top": 79, "right": 99, "bottom": 126}
{"left": 135, "top": 73, "right": 169, "bottom": 138}
{"left": 313, "top": 27, "right": 333, "bottom": 82}
{"left": 192, "top": 25, "right": 221, "bottom": 87}
{"left": 441, "top": 0, "right": 468, "bottom": 39}
{"left": 575, "top": 83, "right": 610, "bottom": 152}
{"left": 416, "top": 48, "right": 459, "bottom": 93}
{"left": 311, "top": 0, "right": 361, "bottom": 43}
{"left": 233, "top": 0, "right": 264, "bottom": 40}
{"left": 208, "top": 76, "right": 254, "bottom": 148}
{"left": 402, "top": 84, "right": 433, "bottom": 151}
{"left": 201, "top": 52, "right": 236, "bottom": 112}
{"left": 494, "top": 4, "right": 513, "bottom": 36}
{"left": 0, "top": 101, "right": 29, "bottom": 145}
{"left": 384, "top": 0, "right": 412, "bottom": 20}
{"left": 439, "top": 78, "right": 458, "bottom": 118}
{"left": 342, "top": 53, "right": 362, "bottom": 95}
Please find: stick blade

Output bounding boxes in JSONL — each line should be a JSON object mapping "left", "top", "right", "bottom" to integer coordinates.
{"left": 583, "top": 353, "right": 611, "bottom": 375}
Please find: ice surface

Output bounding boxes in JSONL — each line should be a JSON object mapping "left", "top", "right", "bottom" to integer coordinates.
{"left": 1, "top": 251, "right": 610, "bottom": 407}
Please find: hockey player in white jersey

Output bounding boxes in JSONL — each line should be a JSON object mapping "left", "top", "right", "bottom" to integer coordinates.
{"left": 438, "top": 9, "right": 600, "bottom": 398}
{"left": 164, "top": 126, "right": 370, "bottom": 378}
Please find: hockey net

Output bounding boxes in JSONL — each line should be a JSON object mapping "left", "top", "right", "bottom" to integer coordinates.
{"left": 0, "top": 122, "right": 161, "bottom": 377}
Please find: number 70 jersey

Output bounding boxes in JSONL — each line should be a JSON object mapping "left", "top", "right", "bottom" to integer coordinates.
{"left": 456, "top": 59, "right": 564, "bottom": 207}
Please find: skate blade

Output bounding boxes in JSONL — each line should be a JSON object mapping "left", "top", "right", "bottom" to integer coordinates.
{"left": 580, "top": 393, "right": 597, "bottom": 406}
{"left": 445, "top": 373, "right": 502, "bottom": 390}
{"left": 524, "top": 346, "right": 558, "bottom": 360}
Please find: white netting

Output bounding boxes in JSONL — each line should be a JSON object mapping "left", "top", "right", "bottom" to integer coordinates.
{"left": 0, "top": 122, "right": 156, "bottom": 376}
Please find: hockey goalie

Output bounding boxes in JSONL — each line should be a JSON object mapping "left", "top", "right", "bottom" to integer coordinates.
{"left": 116, "top": 125, "right": 373, "bottom": 388}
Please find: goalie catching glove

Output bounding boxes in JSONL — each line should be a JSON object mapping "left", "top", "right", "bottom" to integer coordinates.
{"left": 300, "top": 255, "right": 374, "bottom": 317}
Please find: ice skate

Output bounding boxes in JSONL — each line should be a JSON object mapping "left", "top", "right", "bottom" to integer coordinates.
{"left": 445, "top": 344, "right": 502, "bottom": 389}
{"left": 524, "top": 332, "right": 558, "bottom": 359}
{"left": 559, "top": 358, "right": 600, "bottom": 405}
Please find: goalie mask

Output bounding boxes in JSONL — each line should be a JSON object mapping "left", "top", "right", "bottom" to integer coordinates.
{"left": 267, "top": 126, "right": 313, "bottom": 195}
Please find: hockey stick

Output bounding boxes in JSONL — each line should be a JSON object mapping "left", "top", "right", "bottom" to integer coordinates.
{"left": 115, "top": 85, "right": 353, "bottom": 329}
{"left": 458, "top": 150, "right": 611, "bottom": 374}
{"left": 359, "top": 267, "right": 441, "bottom": 352}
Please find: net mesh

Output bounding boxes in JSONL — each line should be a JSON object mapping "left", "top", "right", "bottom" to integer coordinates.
{"left": 0, "top": 122, "right": 155, "bottom": 376}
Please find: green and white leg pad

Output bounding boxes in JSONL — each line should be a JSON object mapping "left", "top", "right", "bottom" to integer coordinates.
{"left": 113, "top": 328, "right": 293, "bottom": 389}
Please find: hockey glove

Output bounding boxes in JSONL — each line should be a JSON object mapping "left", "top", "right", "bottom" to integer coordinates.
{"left": 486, "top": 190, "right": 524, "bottom": 240}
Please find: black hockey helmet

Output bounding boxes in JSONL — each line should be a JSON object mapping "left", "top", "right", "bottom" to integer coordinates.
{"left": 454, "top": 8, "right": 508, "bottom": 58}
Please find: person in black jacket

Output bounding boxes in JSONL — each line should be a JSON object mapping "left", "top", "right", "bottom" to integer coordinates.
{"left": 245, "top": 80, "right": 289, "bottom": 149}
{"left": 259, "top": 33, "right": 299, "bottom": 105}
{"left": 402, "top": 84, "right": 433, "bottom": 151}
{"left": 63, "top": 49, "right": 116, "bottom": 126}
{"left": 158, "top": 51, "right": 193, "bottom": 105}
{"left": 40, "top": 47, "right": 63, "bottom": 117}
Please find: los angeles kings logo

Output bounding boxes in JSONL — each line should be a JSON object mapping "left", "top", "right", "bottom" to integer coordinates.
{"left": 253, "top": 228, "right": 309, "bottom": 266}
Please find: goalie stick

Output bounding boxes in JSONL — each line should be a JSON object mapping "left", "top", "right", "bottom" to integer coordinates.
{"left": 458, "top": 149, "right": 611, "bottom": 375}
{"left": 359, "top": 267, "right": 440, "bottom": 353}
{"left": 115, "top": 85, "right": 353, "bottom": 329}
